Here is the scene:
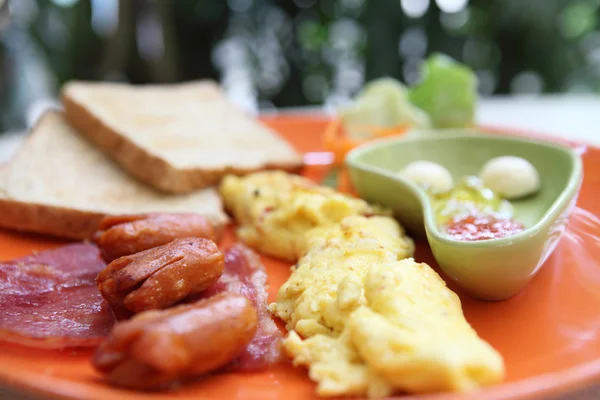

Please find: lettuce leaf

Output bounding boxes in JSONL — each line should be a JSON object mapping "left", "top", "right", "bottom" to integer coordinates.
{"left": 408, "top": 54, "right": 477, "bottom": 128}
{"left": 338, "top": 77, "right": 431, "bottom": 140}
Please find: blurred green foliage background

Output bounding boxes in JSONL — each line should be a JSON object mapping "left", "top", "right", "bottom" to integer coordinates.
{"left": 1, "top": 0, "right": 599, "bottom": 131}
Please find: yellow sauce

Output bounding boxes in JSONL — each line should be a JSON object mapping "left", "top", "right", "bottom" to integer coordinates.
{"left": 429, "top": 176, "right": 513, "bottom": 225}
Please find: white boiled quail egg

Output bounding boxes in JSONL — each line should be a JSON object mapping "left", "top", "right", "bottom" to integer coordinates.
{"left": 398, "top": 161, "right": 454, "bottom": 194}
{"left": 479, "top": 156, "right": 540, "bottom": 200}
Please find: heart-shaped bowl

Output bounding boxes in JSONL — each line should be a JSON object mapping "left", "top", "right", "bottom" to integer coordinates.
{"left": 346, "top": 131, "right": 583, "bottom": 300}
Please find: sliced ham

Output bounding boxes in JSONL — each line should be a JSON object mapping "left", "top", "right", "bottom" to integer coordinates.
{"left": 0, "top": 243, "right": 116, "bottom": 349}
{"left": 0, "top": 239, "right": 281, "bottom": 367}
{"left": 200, "top": 243, "right": 283, "bottom": 370}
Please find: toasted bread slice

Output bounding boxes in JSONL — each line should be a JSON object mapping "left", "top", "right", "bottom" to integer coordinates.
{"left": 0, "top": 112, "right": 228, "bottom": 240}
{"left": 61, "top": 80, "right": 303, "bottom": 194}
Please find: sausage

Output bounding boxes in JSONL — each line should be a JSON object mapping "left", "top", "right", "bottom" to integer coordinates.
{"left": 93, "top": 213, "right": 220, "bottom": 263}
{"left": 96, "top": 237, "right": 224, "bottom": 316}
{"left": 92, "top": 292, "right": 258, "bottom": 390}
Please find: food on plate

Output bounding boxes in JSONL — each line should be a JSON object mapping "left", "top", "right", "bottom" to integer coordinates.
{"left": 96, "top": 237, "right": 224, "bottom": 317}
{"left": 425, "top": 159, "right": 539, "bottom": 241}
{"left": 328, "top": 55, "right": 477, "bottom": 163}
{"left": 400, "top": 158, "right": 539, "bottom": 239}
{"left": 398, "top": 160, "right": 454, "bottom": 194}
{"left": 338, "top": 78, "right": 431, "bottom": 140}
{"left": 0, "top": 199, "right": 281, "bottom": 387}
{"left": 431, "top": 175, "right": 514, "bottom": 225}
{"left": 0, "top": 112, "right": 228, "bottom": 240}
{"left": 219, "top": 170, "right": 389, "bottom": 261}
{"left": 408, "top": 53, "right": 477, "bottom": 128}
{"left": 62, "top": 80, "right": 303, "bottom": 194}
{"left": 445, "top": 212, "right": 525, "bottom": 241}
{"left": 92, "top": 292, "right": 258, "bottom": 390}
{"left": 271, "top": 215, "right": 504, "bottom": 397}
{"left": 431, "top": 176, "right": 525, "bottom": 241}
{"left": 0, "top": 73, "right": 515, "bottom": 397}
{"left": 0, "top": 210, "right": 281, "bottom": 390}
{"left": 0, "top": 244, "right": 115, "bottom": 349}
{"left": 479, "top": 156, "right": 541, "bottom": 199}
{"left": 347, "top": 260, "right": 503, "bottom": 393}
{"left": 336, "top": 54, "right": 476, "bottom": 144}
{"left": 194, "top": 243, "right": 283, "bottom": 370}
{"left": 271, "top": 216, "right": 414, "bottom": 337}
{"left": 93, "top": 212, "right": 221, "bottom": 262}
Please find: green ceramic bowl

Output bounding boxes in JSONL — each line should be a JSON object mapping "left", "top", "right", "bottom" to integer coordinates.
{"left": 346, "top": 131, "right": 583, "bottom": 300}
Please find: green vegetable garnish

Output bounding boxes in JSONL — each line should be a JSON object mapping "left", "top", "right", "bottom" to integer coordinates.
{"left": 338, "top": 77, "right": 431, "bottom": 140}
{"left": 356, "top": 78, "right": 431, "bottom": 127}
{"left": 408, "top": 54, "right": 478, "bottom": 128}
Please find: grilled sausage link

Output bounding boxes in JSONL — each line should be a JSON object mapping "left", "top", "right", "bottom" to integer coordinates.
{"left": 96, "top": 237, "right": 224, "bottom": 317}
{"left": 92, "top": 292, "right": 258, "bottom": 390}
{"left": 94, "top": 213, "right": 220, "bottom": 263}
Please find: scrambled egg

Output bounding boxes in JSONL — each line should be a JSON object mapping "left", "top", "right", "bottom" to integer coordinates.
{"left": 271, "top": 216, "right": 505, "bottom": 397}
{"left": 221, "top": 171, "right": 504, "bottom": 397}
{"left": 272, "top": 215, "right": 414, "bottom": 337}
{"left": 219, "top": 171, "right": 387, "bottom": 261}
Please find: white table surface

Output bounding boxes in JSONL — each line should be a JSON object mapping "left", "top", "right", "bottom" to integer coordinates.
{"left": 0, "top": 96, "right": 599, "bottom": 399}
{"left": 476, "top": 95, "right": 600, "bottom": 146}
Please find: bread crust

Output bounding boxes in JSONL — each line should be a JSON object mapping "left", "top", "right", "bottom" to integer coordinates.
{"left": 62, "top": 91, "right": 303, "bottom": 194}
{"left": 0, "top": 196, "right": 105, "bottom": 240}
{"left": 0, "top": 197, "right": 228, "bottom": 241}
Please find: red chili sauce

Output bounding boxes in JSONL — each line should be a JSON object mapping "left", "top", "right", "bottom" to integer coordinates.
{"left": 444, "top": 212, "right": 525, "bottom": 241}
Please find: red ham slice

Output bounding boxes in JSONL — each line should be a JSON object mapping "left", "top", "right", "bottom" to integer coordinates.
{"left": 0, "top": 243, "right": 116, "bottom": 349}
{"left": 200, "top": 243, "right": 283, "bottom": 370}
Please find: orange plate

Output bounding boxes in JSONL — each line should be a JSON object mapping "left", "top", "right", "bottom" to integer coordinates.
{"left": 1, "top": 116, "right": 600, "bottom": 400}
